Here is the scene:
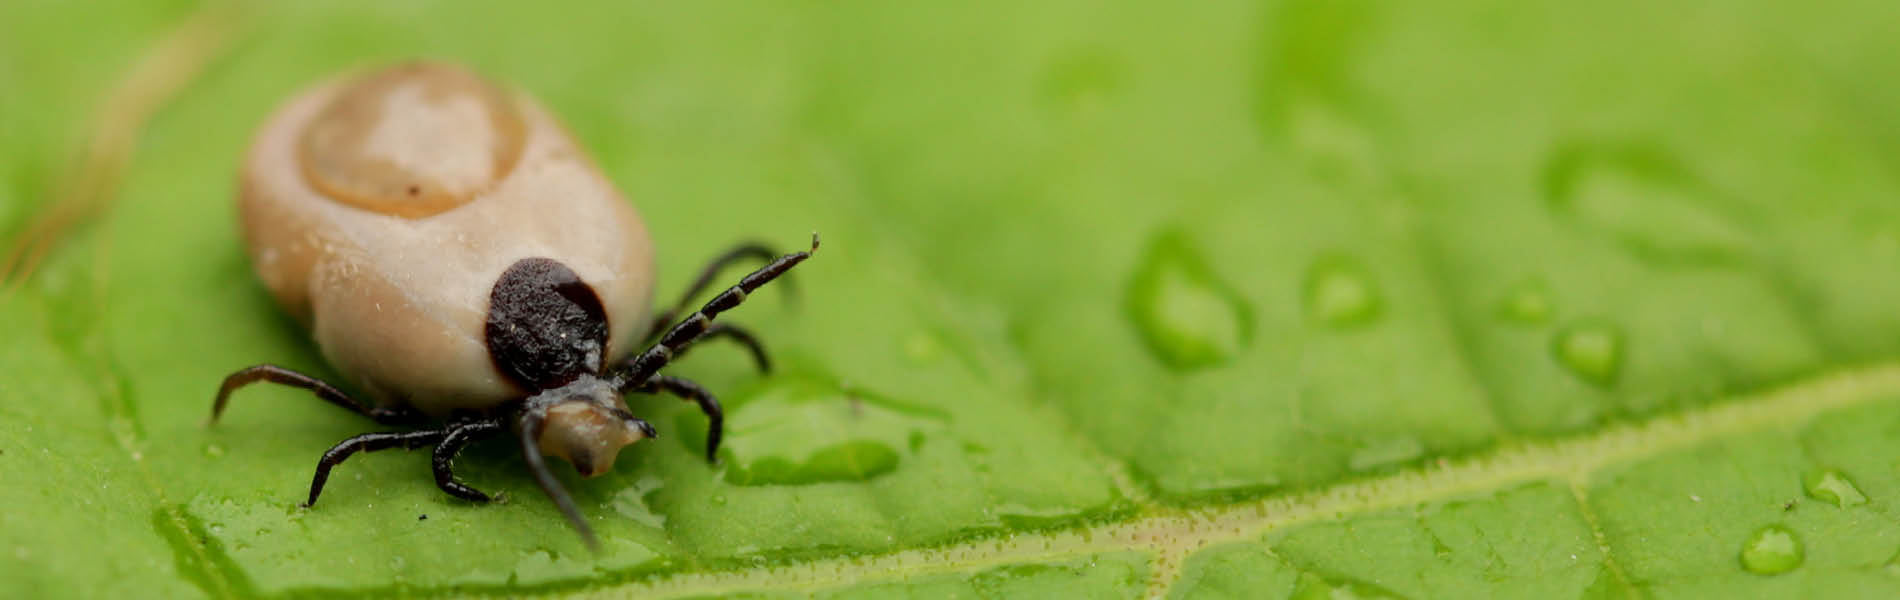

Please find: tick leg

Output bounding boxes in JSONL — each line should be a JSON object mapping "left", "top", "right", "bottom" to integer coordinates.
{"left": 616, "top": 234, "right": 817, "bottom": 386}
{"left": 515, "top": 410, "right": 598, "bottom": 551}
{"left": 646, "top": 375, "right": 723, "bottom": 463}
{"left": 646, "top": 241, "right": 793, "bottom": 341}
{"left": 305, "top": 430, "right": 445, "bottom": 508}
{"left": 657, "top": 323, "right": 772, "bottom": 374}
{"left": 432, "top": 420, "right": 505, "bottom": 502}
{"left": 212, "top": 364, "right": 422, "bottom": 426}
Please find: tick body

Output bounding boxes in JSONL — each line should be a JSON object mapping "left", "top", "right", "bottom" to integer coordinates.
{"left": 211, "top": 62, "right": 814, "bottom": 547}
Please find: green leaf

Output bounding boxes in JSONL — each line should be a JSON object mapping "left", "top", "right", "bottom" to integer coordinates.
{"left": 5, "top": 0, "right": 1900, "bottom": 597}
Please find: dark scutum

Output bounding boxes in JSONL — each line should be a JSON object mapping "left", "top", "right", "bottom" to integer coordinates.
{"left": 485, "top": 258, "right": 609, "bottom": 391}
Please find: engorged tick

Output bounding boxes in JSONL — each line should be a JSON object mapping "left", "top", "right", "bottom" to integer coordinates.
{"left": 207, "top": 62, "right": 816, "bottom": 549}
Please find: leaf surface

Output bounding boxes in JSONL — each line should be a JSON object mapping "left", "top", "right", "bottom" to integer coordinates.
{"left": 4, "top": 0, "right": 1900, "bottom": 598}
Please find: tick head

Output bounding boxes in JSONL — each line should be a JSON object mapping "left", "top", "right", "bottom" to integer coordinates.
{"left": 529, "top": 375, "right": 654, "bottom": 477}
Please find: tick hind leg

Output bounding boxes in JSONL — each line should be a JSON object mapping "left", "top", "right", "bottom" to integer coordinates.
{"left": 211, "top": 364, "right": 422, "bottom": 426}
{"left": 305, "top": 430, "right": 446, "bottom": 507}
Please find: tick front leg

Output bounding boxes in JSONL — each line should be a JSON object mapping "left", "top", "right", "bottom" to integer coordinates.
{"left": 646, "top": 241, "right": 793, "bottom": 339}
{"left": 616, "top": 234, "right": 816, "bottom": 385}
{"left": 305, "top": 430, "right": 446, "bottom": 508}
{"left": 662, "top": 322, "right": 773, "bottom": 374}
{"left": 432, "top": 420, "right": 505, "bottom": 502}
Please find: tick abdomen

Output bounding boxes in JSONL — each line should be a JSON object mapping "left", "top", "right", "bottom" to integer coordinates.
{"left": 239, "top": 63, "right": 656, "bottom": 415}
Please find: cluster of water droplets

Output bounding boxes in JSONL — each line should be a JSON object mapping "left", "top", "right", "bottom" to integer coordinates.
{"left": 1732, "top": 468, "right": 1872, "bottom": 576}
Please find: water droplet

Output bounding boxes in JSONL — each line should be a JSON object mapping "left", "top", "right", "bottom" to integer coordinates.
{"left": 1496, "top": 279, "right": 1553, "bottom": 325}
{"left": 202, "top": 443, "right": 226, "bottom": 458}
{"left": 1552, "top": 321, "right": 1622, "bottom": 386}
{"left": 1126, "top": 231, "right": 1253, "bottom": 370}
{"left": 731, "top": 441, "right": 900, "bottom": 485}
{"left": 1290, "top": 572, "right": 1401, "bottom": 599}
{"left": 1804, "top": 469, "right": 1868, "bottom": 507}
{"left": 715, "top": 377, "right": 946, "bottom": 486}
{"left": 993, "top": 503, "right": 1081, "bottom": 529}
{"left": 1347, "top": 436, "right": 1423, "bottom": 472}
{"left": 1740, "top": 524, "right": 1803, "bottom": 575}
{"left": 1543, "top": 142, "right": 1751, "bottom": 263}
{"left": 1304, "top": 255, "right": 1381, "bottom": 327}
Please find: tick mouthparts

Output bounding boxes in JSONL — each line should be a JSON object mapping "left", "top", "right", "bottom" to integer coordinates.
{"left": 629, "top": 417, "right": 658, "bottom": 438}
{"left": 537, "top": 394, "right": 653, "bottom": 478}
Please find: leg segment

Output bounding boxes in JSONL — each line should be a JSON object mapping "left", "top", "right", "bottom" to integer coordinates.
{"left": 305, "top": 430, "right": 445, "bottom": 507}
{"left": 616, "top": 234, "right": 817, "bottom": 385}
{"left": 646, "top": 242, "right": 792, "bottom": 339}
{"left": 638, "top": 375, "right": 723, "bottom": 462}
{"left": 211, "top": 364, "right": 422, "bottom": 426}
{"left": 515, "top": 410, "right": 598, "bottom": 551}
{"left": 647, "top": 323, "right": 772, "bottom": 374}
{"left": 432, "top": 420, "right": 505, "bottom": 502}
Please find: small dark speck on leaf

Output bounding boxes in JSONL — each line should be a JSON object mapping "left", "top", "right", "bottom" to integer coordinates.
{"left": 418, "top": 514, "right": 428, "bottom": 521}
{"left": 1782, "top": 500, "right": 1796, "bottom": 512}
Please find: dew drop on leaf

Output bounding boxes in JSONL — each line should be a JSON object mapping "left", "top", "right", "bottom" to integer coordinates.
{"left": 1740, "top": 524, "right": 1803, "bottom": 575}
{"left": 1495, "top": 279, "right": 1553, "bottom": 325}
{"left": 1126, "top": 230, "right": 1252, "bottom": 370}
{"left": 1552, "top": 321, "right": 1623, "bottom": 386}
{"left": 1304, "top": 254, "right": 1382, "bottom": 327}
{"left": 1803, "top": 469, "right": 1868, "bottom": 507}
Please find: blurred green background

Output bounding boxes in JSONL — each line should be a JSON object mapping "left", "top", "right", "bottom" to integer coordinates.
{"left": 6, "top": 0, "right": 1900, "bottom": 597}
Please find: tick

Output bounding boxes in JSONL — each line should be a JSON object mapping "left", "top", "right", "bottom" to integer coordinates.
{"left": 208, "top": 62, "right": 815, "bottom": 547}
